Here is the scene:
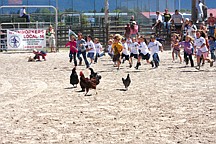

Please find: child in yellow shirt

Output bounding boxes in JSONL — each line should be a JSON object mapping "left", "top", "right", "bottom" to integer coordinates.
{"left": 111, "top": 34, "right": 123, "bottom": 70}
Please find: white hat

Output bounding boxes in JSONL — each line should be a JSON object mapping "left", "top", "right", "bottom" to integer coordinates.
{"left": 185, "top": 18, "right": 189, "bottom": 21}
{"left": 132, "top": 21, "right": 136, "bottom": 24}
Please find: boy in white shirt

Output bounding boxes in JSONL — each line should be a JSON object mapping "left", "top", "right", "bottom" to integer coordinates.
{"left": 130, "top": 37, "right": 139, "bottom": 67}
{"left": 86, "top": 35, "right": 96, "bottom": 64}
{"left": 121, "top": 37, "right": 132, "bottom": 68}
{"left": 135, "top": 35, "right": 151, "bottom": 69}
{"left": 148, "top": 35, "right": 163, "bottom": 68}
{"left": 94, "top": 38, "right": 104, "bottom": 63}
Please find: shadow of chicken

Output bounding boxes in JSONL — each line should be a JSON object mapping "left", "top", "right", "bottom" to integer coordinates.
{"left": 70, "top": 67, "right": 79, "bottom": 87}
{"left": 122, "top": 74, "right": 131, "bottom": 90}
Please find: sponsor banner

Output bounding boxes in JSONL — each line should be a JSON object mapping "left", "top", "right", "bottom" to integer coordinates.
{"left": 7, "top": 29, "right": 46, "bottom": 50}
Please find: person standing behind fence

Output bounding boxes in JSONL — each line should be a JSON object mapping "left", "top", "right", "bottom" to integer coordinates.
{"left": 47, "top": 25, "right": 56, "bottom": 52}
{"left": 65, "top": 35, "right": 78, "bottom": 67}
{"left": 76, "top": 33, "right": 90, "bottom": 68}
{"left": 19, "top": 7, "right": 30, "bottom": 22}
{"left": 130, "top": 21, "right": 139, "bottom": 38}
{"left": 207, "top": 13, "right": 216, "bottom": 36}
{"left": 124, "top": 23, "right": 131, "bottom": 39}
{"left": 163, "top": 9, "right": 171, "bottom": 33}
{"left": 168, "top": 10, "right": 184, "bottom": 35}
{"left": 152, "top": 11, "right": 163, "bottom": 36}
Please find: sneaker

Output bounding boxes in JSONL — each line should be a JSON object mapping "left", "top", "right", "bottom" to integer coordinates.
{"left": 129, "top": 63, "right": 132, "bottom": 68}
{"left": 195, "top": 65, "right": 200, "bottom": 70}
{"left": 210, "top": 61, "right": 213, "bottom": 67}
{"left": 150, "top": 61, "right": 154, "bottom": 68}
{"left": 79, "top": 61, "right": 82, "bottom": 66}
{"left": 201, "top": 63, "right": 205, "bottom": 66}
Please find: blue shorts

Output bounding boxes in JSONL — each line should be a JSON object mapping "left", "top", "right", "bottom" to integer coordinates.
{"left": 87, "top": 52, "right": 95, "bottom": 59}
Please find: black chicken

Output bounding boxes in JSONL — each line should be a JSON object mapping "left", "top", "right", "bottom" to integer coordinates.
{"left": 70, "top": 67, "right": 79, "bottom": 87}
{"left": 122, "top": 74, "right": 131, "bottom": 90}
{"left": 79, "top": 71, "right": 98, "bottom": 96}
{"left": 89, "top": 67, "right": 102, "bottom": 85}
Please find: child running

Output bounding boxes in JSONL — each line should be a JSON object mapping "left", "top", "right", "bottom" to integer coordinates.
{"left": 148, "top": 35, "right": 163, "bottom": 68}
{"left": 194, "top": 30, "right": 213, "bottom": 70}
{"left": 94, "top": 38, "right": 104, "bottom": 63}
{"left": 129, "top": 37, "right": 139, "bottom": 67}
{"left": 135, "top": 35, "right": 151, "bottom": 69}
{"left": 111, "top": 34, "right": 123, "bottom": 70}
{"left": 65, "top": 35, "right": 78, "bottom": 67}
{"left": 208, "top": 35, "right": 216, "bottom": 61}
{"left": 171, "top": 34, "right": 182, "bottom": 63}
{"left": 180, "top": 35, "right": 194, "bottom": 67}
{"left": 121, "top": 37, "right": 132, "bottom": 68}
{"left": 86, "top": 35, "right": 96, "bottom": 65}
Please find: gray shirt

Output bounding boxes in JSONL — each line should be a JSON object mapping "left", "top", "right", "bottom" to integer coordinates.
{"left": 171, "top": 14, "right": 183, "bottom": 24}
{"left": 76, "top": 38, "right": 86, "bottom": 52}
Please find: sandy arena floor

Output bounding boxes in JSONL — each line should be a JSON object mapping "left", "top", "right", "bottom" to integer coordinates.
{"left": 0, "top": 50, "right": 216, "bottom": 144}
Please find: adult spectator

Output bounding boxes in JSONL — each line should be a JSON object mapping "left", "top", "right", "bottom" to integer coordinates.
{"left": 163, "top": 9, "right": 171, "bottom": 33}
{"left": 130, "top": 15, "right": 136, "bottom": 24}
{"left": 19, "top": 7, "right": 30, "bottom": 22}
{"left": 187, "top": 20, "right": 197, "bottom": 39}
{"left": 124, "top": 23, "right": 131, "bottom": 39}
{"left": 47, "top": 25, "right": 55, "bottom": 52}
{"left": 207, "top": 13, "right": 216, "bottom": 36}
{"left": 169, "top": 9, "right": 184, "bottom": 35}
{"left": 152, "top": 11, "right": 163, "bottom": 36}
{"left": 130, "top": 21, "right": 139, "bottom": 38}
{"left": 196, "top": 0, "right": 207, "bottom": 23}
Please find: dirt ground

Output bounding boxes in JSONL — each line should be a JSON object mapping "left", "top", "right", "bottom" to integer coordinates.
{"left": 0, "top": 50, "right": 216, "bottom": 144}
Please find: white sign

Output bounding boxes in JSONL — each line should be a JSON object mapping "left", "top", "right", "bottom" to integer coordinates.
{"left": 7, "top": 29, "right": 46, "bottom": 50}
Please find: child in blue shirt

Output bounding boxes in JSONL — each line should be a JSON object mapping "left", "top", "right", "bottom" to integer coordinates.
{"left": 208, "top": 35, "right": 216, "bottom": 61}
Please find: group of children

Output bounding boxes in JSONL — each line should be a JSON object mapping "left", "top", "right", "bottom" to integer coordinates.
{"left": 65, "top": 33, "right": 105, "bottom": 68}
{"left": 171, "top": 30, "right": 215, "bottom": 70}
{"left": 107, "top": 34, "right": 163, "bottom": 70}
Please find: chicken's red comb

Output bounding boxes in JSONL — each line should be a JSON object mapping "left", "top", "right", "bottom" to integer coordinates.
{"left": 79, "top": 71, "right": 84, "bottom": 76}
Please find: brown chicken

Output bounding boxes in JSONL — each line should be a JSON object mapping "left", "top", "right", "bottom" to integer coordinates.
{"left": 79, "top": 71, "right": 98, "bottom": 96}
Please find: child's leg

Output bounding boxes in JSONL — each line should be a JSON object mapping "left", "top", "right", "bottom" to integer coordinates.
{"left": 178, "top": 51, "right": 182, "bottom": 63}
{"left": 188, "top": 54, "right": 194, "bottom": 67}
{"left": 210, "top": 50, "right": 215, "bottom": 61}
{"left": 69, "top": 51, "right": 73, "bottom": 62}
{"left": 94, "top": 53, "right": 98, "bottom": 63}
{"left": 184, "top": 52, "right": 189, "bottom": 65}
{"left": 172, "top": 51, "right": 175, "bottom": 61}
{"left": 73, "top": 53, "right": 77, "bottom": 66}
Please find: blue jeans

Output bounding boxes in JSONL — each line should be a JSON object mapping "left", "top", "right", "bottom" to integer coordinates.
{"left": 164, "top": 22, "right": 170, "bottom": 33}
{"left": 210, "top": 49, "right": 216, "bottom": 60}
{"left": 209, "top": 26, "right": 215, "bottom": 36}
{"left": 21, "top": 14, "right": 30, "bottom": 22}
{"left": 69, "top": 51, "right": 77, "bottom": 66}
{"left": 94, "top": 52, "right": 105, "bottom": 63}
{"left": 77, "top": 50, "right": 89, "bottom": 67}
{"left": 152, "top": 53, "right": 160, "bottom": 66}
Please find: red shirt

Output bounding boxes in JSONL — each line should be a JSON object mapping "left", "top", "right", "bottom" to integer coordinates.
{"left": 65, "top": 41, "right": 78, "bottom": 53}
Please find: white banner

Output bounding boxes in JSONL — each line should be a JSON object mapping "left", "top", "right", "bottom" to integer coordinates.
{"left": 7, "top": 29, "right": 46, "bottom": 50}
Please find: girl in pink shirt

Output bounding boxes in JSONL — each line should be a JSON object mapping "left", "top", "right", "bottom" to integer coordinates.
{"left": 65, "top": 35, "right": 78, "bottom": 66}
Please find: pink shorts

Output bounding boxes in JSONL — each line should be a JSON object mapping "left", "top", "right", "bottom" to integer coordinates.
{"left": 202, "top": 52, "right": 209, "bottom": 59}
